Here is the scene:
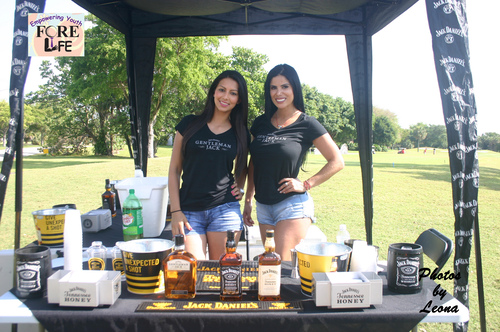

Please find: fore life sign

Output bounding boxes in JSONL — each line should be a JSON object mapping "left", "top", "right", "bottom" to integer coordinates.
{"left": 28, "top": 13, "right": 84, "bottom": 56}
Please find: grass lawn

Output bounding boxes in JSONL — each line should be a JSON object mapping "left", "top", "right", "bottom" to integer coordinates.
{"left": 0, "top": 146, "right": 498, "bottom": 331}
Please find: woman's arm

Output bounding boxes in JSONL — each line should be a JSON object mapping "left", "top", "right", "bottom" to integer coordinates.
{"left": 277, "top": 133, "right": 344, "bottom": 194}
{"left": 304, "top": 133, "right": 344, "bottom": 188}
{"left": 243, "top": 158, "right": 255, "bottom": 226}
{"left": 168, "top": 131, "right": 192, "bottom": 235}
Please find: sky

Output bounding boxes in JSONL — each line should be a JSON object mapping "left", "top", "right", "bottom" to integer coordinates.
{"left": 1, "top": 0, "right": 498, "bottom": 135}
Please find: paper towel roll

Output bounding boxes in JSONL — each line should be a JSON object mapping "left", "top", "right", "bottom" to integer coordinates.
{"left": 64, "top": 209, "right": 83, "bottom": 271}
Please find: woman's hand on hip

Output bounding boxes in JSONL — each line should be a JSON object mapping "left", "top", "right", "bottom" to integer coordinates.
{"left": 231, "top": 183, "right": 244, "bottom": 201}
{"left": 278, "top": 178, "right": 306, "bottom": 194}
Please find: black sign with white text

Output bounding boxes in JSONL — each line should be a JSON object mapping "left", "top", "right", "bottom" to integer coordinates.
{"left": 425, "top": 1, "right": 479, "bottom": 331}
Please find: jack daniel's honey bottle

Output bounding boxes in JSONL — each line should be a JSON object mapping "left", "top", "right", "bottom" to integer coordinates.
{"left": 258, "top": 230, "right": 281, "bottom": 300}
{"left": 219, "top": 230, "right": 242, "bottom": 301}
{"left": 164, "top": 234, "right": 197, "bottom": 299}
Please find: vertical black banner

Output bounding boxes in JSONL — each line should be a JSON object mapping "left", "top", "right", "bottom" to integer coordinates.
{"left": 425, "top": 1, "right": 478, "bottom": 331}
{"left": 0, "top": 0, "right": 46, "bottom": 221}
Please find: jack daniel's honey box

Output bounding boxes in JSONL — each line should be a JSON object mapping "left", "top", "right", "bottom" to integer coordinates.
{"left": 48, "top": 270, "right": 121, "bottom": 307}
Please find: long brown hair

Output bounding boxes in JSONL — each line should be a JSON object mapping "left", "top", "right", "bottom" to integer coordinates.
{"left": 181, "top": 70, "right": 249, "bottom": 178}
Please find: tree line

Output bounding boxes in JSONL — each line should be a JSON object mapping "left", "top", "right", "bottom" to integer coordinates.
{"left": 1, "top": 15, "right": 498, "bottom": 154}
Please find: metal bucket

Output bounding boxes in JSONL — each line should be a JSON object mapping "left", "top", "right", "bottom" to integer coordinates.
{"left": 32, "top": 208, "right": 67, "bottom": 246}
{"left": 295, "top": 242, "right": 352, "bottom": 296}
{"left": 118, "top": 239, "right": 175, "bottom": 294}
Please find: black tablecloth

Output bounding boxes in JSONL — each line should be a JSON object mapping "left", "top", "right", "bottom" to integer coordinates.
{"left": 82, "top": 209, "right": 173, "bottom": 248}
{"left": 15, "top": 261, "right": 458, "bottom": 332}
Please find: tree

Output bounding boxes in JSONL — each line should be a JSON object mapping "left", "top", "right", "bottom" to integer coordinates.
{"left": 0, "top": 100, "right": 9, "bottom": 146}
{"left": 423, "top": 124, "right": 447, "bottom": 148}
{"left": 478, "top": 132, "right": 500, "bottom": 152}
{"left": 228, "top": 46, "right": 268, "bottom": 123}
{"left": 150, "top": 36, "right": 225, "bottom": 157}
{"left": 373, "top": 115, "right": 398, "bottom": 148}
{"left": 302, "top": 85, "right": 356, "bottom": 144}
{"left": 410, "top": 123, "right": 428, "bottom": 151}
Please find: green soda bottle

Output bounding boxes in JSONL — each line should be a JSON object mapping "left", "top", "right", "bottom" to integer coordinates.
{"left": 122, "top": 189, "right": 144, "bottom": 241}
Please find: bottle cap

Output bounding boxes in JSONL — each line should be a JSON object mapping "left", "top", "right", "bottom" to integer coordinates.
{"left": 174, "top": 234, "right": 185, "bottom": 246}
{"left": 339, "top": 224, "right": 347, "bottom": 231}
{"left": 129, "top": 189, "right": 135, "bottom": 194}
{"left": 266, "top": 229, "right": 275, "bottom": 237}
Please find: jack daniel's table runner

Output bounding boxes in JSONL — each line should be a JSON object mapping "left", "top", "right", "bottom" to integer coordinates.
{"left": 136, "top": 300, "right": 302, "bottom": 312}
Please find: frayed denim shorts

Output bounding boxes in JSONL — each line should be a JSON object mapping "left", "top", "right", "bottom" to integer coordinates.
{"left": 183, "top": 201, "right": 243, "bottom": 235}
{"left": 256, "top": 192, "right": 315, "bottom": 226}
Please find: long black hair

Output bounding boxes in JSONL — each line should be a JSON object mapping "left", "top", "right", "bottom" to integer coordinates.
{"left": 181, "top": 70, "right": 249, "bottom": 178}
{"left": 264, "top": 64, "right": 305, "bottom": 119}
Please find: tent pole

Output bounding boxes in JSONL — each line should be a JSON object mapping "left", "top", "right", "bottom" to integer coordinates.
{"left": 473, "top": 215, "right": 486, "bottom": 332}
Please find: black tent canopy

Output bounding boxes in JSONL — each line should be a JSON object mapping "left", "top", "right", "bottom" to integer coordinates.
{"left": 72, "top": 0, "right": 419, "bottom": 245}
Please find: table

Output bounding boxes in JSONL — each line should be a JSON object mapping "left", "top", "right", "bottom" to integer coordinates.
{"left": 2, "top": 211, "right": 469, "bottom": 331}
{"left": 1, "top": 260, "right": 468, "bottom": 332}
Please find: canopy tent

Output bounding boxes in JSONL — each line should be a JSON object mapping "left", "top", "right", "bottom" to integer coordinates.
{"left": 72, "top": 0, "right": 420, "bottom": 247}
{"left": 3, "top": 0, "right": 484, "bottom": 331}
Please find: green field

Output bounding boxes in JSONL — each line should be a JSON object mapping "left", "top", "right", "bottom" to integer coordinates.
{"left": 0, "top": 146, "right": 498, "bottom": 331}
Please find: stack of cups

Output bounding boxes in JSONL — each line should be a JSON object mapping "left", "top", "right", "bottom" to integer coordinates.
{"left": 349, "top": 240, "right": 378, "bottom": 273}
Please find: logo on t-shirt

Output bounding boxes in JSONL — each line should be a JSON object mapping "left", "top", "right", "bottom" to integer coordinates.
{"left": 256, "top": 134, "right": 287, "bottom": 144}
{"left": 195, "top": 139, "right": 231, "bottom": 151}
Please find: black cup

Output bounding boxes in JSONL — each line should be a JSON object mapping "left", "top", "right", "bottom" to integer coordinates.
{"left": 387, "top": 243, "right": 423, "bottom": 294}
{"left": 15, "top": 245, "right": 53, "bottom": 298}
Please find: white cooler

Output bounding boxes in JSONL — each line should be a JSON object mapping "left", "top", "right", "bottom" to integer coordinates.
{"left": 115, "top": 177, "right": 169, "bottom": 237}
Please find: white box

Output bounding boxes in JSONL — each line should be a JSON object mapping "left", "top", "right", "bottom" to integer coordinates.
{"left": 48, "top": 270, "right": 121, "bottom": 307}
{"left": 115, "top": 177, "right": 169, "bottom": 237}
{"left": 312, "top": 272, "right": 382, "bottom": 309}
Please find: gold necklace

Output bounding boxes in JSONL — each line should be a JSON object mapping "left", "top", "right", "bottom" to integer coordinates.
{"left": 275, "top": 110, "right": 299, "bottom": 129}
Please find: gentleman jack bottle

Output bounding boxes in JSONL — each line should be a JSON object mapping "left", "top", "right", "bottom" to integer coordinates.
{"left": 164, "top": 234, "right": 197, "bottom": 299}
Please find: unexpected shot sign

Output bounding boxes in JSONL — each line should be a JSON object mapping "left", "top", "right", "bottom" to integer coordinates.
{"left": 28, "top": 13, "right": 84, "bottom": 56}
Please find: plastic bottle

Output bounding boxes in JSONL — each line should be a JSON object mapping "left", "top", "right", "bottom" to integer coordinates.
{"left": 87, "top": 241, "right": 107, "bottom": 270}
{"left": 122, "top": 189, "right": 144, "bottom": 241}
{"left": 336, "top": 224, "right": 350, "bottom": 244}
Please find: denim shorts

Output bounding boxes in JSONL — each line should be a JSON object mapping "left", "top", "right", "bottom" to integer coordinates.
{"left": 183, "top": 202, "right": 243, "bottom": 235}
{"left": 256, "top": 192, "right": 315, "bottom": 226}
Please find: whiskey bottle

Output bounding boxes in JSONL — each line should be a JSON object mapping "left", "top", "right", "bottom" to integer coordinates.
{"left": 164, "top": 234, "right": 197, "bottom": 299}
{"left": 219, "top": 230, "right": 242, "bottom": 301}
{"left": 101, "top": 179, "right": 117, "bottom": 217}
{"left": 258, "top": 230, "right": 281, "bottom": 301}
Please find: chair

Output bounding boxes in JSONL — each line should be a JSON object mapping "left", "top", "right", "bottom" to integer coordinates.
{"left": 411, "top": 228, "right": 454, "bottom": 332}
{"left": 239, "top": 224, "right": 250, "bottom": 260}
{"left": 415, "top": 228, "right": 454, "bottom": 274}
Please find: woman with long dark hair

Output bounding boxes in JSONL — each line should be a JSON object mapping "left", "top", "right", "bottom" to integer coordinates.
{"left": 243, "top": 64, "right": 344, "bottom": 261}
{"left": 168, "top": 70, "right": 249, "bottom": 260}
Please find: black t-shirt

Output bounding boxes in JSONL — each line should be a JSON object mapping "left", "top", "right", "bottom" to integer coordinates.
{"left": 249, "top": 112, "right": 327, "bottom": 205}
{"left": 176, "top": 115, "right": 239, "bottom": 211}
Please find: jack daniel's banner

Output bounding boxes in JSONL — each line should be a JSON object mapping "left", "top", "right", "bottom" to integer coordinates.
{"left": 0, "top": 0, "right": 46, "bottom": 221}
{"left": 425, "top": 1, "right": 478, "bottom": 331}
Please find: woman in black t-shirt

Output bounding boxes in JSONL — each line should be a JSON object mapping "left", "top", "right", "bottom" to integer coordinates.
{"left": 244, "top": 64, "right": 345, "bottom": 261}
{"left": 168, "top": 70, "right": 249, "bottom": 260}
